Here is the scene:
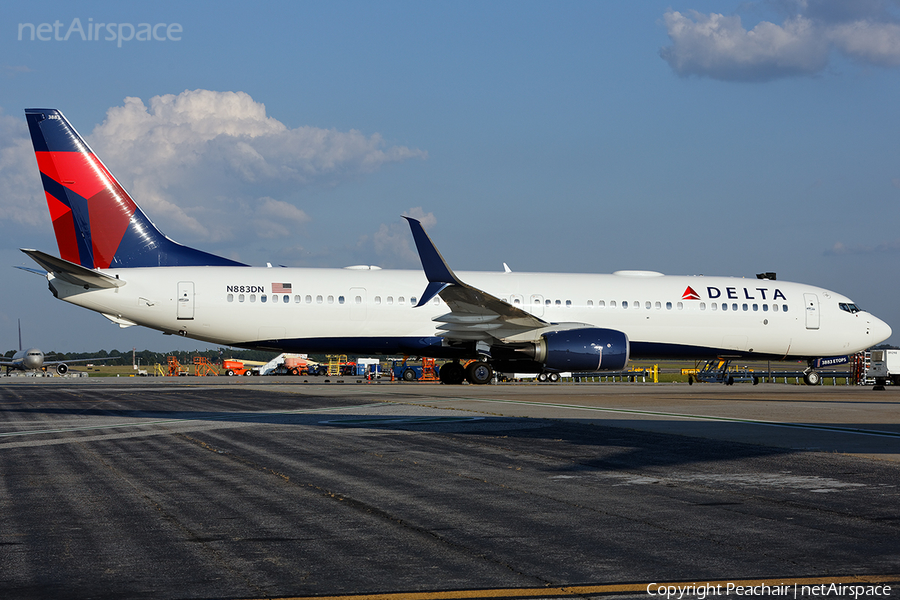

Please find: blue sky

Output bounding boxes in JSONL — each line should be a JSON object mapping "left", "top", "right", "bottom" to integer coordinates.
{"left": 1, "top": 0, "right": 899, "bottom": 353}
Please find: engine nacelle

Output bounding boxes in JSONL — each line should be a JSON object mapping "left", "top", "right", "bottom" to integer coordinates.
{"left": 534, "top": 328, "right": 629, "bottom": 372}
{"left": 56, "top": 363, "right": 68, "bottom": 375}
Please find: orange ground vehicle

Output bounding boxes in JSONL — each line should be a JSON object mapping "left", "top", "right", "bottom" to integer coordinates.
{"left": 221, "top": 359, "right": 257, "bottom": 376}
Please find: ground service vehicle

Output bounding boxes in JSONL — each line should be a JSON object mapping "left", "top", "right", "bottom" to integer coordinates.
{"left": 222, "top": 360, "right": 256, "bottom": 376}
{"left": 870, "top": 349, "right": 900, "bottom": 387}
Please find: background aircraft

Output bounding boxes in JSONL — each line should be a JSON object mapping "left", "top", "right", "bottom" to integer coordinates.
{"left": 1, "top": 320, "right": 102, "bottom": 375}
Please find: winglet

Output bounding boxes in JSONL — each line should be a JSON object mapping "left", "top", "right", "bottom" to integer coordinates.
{"left": 403, "top": 216, "right": 460, "bottom": 307}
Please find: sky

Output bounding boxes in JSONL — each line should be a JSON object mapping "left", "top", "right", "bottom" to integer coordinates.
{"left": 1, "top": 0, "right": 899, "bottom": 354}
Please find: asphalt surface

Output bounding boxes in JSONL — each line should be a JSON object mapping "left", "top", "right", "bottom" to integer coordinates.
{"left": 0, "top": 378, "right": 898, "bottom": 599}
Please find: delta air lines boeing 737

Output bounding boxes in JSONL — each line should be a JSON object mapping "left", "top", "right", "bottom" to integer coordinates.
{"left": 20, "top": 108, "right": 892, "bottom": 384}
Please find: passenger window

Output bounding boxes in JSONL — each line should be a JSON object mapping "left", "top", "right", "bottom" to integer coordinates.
{"left": 666, "top": 302, "right": 672, "bottom": 310}
{"left": 227, "top": 293, "right": 234, "bottom": 302}
{"left": 763, "top": 304, "right": 768, "bottom": 312}
{"left": 305, "top": 295, "right": 312, "bottom": 304}
{"left": 294, "top": 295, "right": 300, "bottom": 303}
{"left": 355, "top": 296, "right": 362, "bottom": 304}
{"left": 699, "top": 302, "right": 706, "bottom": 310}
{"left": 587, "top": 300, "right": 593, "bottom": 307}
{"left": 250, "top": 294, "right": 256, "bottom": 303}
{"left": 272, "top": 294, "right": 278, "bottom": 303}
{"left": 599, "top": 300, "right": 606, "bottom": 308}
{"left": 722, "top": 303, "right": 728, "bottom": 311}
{"left": 655, "top": 301, "right": 661, "bottom": 309}
{"left": 711, "top": 302, "right": 717, "bottom": 311}
{"left": 752, "top": 304, "right": 758, "bottom": 311}
{"left": 410, "top": 297, "right": 417, "bottom": 305}
{"left": 387, "top": 296, "right": 393, "bottom": 305}
{"left": 566, "top": 300, "right": 572, "bottom": 307}
{"left": 645, "top": 301, "right": 651, "bottom": 309}
{"left": 622, "top": 301, "right": 628, "bottom": 309}
{"left": 783, "top": 305, "right": 789, "bottom": 312}
{"left": 375, "top": 296, "right": 381, "bottom": 304}
{"left": 239, "top": 294, "right": 245, "bottom": 303}
{"left": 742, "top": 303, "right": 748, "bottom": 311}
{"left": 327, "top": 295, "right": 334, "bottom": 304}
{"left": 773, "top": 304, "right": 779, "bottom": 312}
{"left": 732, "top": 303, "right": 738, "bottom": 311}
{"left": 284, "top": 295, "right": 290, "bottom": 303}
{"left": 677, "top": 302, "right": 683, "bottom": 310}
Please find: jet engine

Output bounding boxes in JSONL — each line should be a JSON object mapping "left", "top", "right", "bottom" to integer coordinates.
{"left": 532, "top": 328, "right": 630, "bottom": 372}
{"left": 56, "top": 363, "right": 68, "bottom": 375}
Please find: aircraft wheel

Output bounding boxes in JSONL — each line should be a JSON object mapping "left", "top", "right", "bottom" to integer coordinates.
{"left": 548, "top": 372, "right": 560, "bottom": 383}
{"left": 402, "top": 368, "right": 417, "bottom": 381}
{"left": 439, "top": 362, "right": 466, "bottom": 385}
{"left": 465, "top": 361, "right": 493, "bottom": 385}
{"left": 803, "top": 370, "right": 821, "bottom": 386}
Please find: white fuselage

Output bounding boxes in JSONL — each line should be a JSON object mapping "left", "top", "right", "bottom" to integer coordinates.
{"left": 9, "top": 348, "right": 45, "bottom": 371}
{"left": 46, "top": 266, "right": 891, "bottom": 361}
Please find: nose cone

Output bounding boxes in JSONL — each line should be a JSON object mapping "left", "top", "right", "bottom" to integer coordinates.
{"left": 23, "top": 349, "right": 44, "bottom": 370}
{"left": 869, "top": 316, "right": 892, "bottom": 346}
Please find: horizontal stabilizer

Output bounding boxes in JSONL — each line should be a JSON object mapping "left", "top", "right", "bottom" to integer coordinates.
{"left": 20, "top": 249, "right": 125, "bottom": 289}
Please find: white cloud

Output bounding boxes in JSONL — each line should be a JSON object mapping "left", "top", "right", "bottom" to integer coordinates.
{"left": 828, "top": 20, "right": 900, "bottom": 66}
{"left": 826, "top": 239, "right": 900, "bottom": 255}
{"left": 660, "top": 2, "right": 900, "bottom": 81}
{"left": 0, "top": 110, "right": 45, "bottom": 227}
{"left": 660, "top": 11, "right": 828, "bottom": 81}
{"left": 354, "top": 208, "right": 437, "bottom": 267}
{"left": 83, "top": 89, "right": 426, "bottom": 242}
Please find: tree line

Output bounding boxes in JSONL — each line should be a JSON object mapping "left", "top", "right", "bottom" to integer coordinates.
{"left": 1, "top": 348, "right": 281, "bottom": 366}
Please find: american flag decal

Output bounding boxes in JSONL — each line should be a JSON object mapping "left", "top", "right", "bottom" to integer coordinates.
{"left": 272, "top": 283, "right": 292, "bottom": 294}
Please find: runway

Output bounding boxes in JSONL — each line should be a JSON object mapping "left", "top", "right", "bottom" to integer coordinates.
{"left": 0, "top": 378, "right": 898, "bottom": 599}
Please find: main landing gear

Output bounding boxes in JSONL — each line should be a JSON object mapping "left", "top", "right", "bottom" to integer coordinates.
{"left": 439, "top": 360, "right": 494, "bottom": 385}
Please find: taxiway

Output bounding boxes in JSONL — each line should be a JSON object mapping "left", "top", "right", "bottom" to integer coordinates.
{"left": 0, "top": 379, "right": 897, "bottom": 599}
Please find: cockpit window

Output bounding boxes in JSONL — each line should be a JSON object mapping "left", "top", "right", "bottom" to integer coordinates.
{"left": 839, "top": 302, "right": 861, "bottom": 314}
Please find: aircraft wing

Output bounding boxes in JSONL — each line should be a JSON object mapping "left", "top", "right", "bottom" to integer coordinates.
{"left": 404, "top": 217, "right": 548, "bottom": 343}
{"left": 44, "top": 357, "right": 115, "bottom": 365}
{"left": 20, "top": 249, "right": 125, "bottom": 289}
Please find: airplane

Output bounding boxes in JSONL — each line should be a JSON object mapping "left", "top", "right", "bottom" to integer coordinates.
{"left": 18, "top": 108, "right": 893, "bottom": 385}
{"left": 0, "top": 319, "right": 101, "bottom": 375}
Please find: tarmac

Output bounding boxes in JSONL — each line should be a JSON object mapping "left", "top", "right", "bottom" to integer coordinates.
{"left": 0, "top": 377, "right": 898, "bottom": 599}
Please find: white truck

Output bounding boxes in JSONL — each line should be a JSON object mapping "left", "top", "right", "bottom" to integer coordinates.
{"left": 870, "top": 349, "right": 900, "bottom": 387}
